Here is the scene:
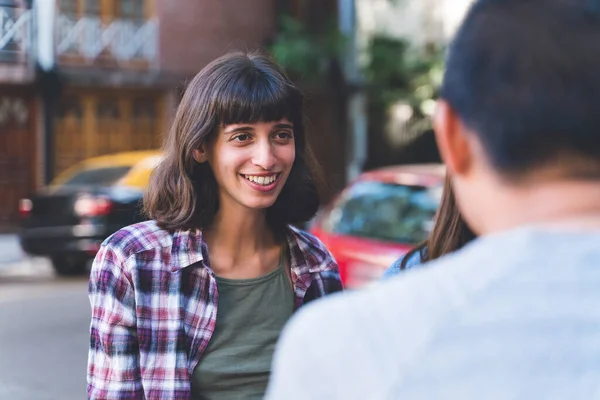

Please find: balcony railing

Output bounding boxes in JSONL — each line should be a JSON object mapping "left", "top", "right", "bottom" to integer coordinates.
{"left": 0, "top": 5, "right": 33, "bottom": 64}
{"left": 55, "top": 12, "right": 158, "bottom": 66}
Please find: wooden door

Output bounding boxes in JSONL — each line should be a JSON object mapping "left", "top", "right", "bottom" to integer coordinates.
{"left": 131, "top": 97, "right": 161, "bottom": 150}
{"left": 0, "top": 93, "right": 36, "bottom": 230}
{"left": 53, "top": 89, "right": 164, "bottom": 177}
{"left": 54, "top": 96, "right": 85, "bottom": 174}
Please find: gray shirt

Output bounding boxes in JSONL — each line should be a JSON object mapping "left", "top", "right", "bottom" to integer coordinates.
{"left": 266, "top": 227, "right": 600, "bottom": 400}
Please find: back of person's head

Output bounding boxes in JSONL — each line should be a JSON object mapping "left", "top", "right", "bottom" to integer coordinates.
{"left": 144, "top": 51, "right": 321, "bottom": 232}
{"left": 441, "top": 0, "right": 600, "bottom": 180}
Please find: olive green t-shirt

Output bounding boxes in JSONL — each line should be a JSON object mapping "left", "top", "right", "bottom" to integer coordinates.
{"left": 191, "top": 253, "right": 295, "bottom": 400}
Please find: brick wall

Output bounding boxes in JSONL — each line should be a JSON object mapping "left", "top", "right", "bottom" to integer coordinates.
{"left": 156, "top": 0, "right": 276, "bottom": 76}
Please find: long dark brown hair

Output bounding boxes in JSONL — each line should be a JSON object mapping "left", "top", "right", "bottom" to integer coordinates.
{"left": 400, "top": 175, "right": 476, "bottom": 269}
{"left": 143, "top": 51, "right": 323, "bottom": 233}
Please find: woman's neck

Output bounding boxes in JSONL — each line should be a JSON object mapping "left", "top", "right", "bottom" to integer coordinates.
{"left": 208, "top": 209, "right": 274, "bottom": 250}
{"left": 203, "top": 204, "right": 281, "bottom": 276}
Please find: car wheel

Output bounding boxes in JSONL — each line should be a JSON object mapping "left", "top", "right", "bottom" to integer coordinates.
{"left": 50, "top": 256, "right": 88, "bottom": 276}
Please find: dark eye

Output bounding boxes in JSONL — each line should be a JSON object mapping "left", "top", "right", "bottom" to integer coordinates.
{"left": 275, "top": 131, "right": 293, "bottom": 140}
{"left": 233, "top": 133, "right": 251, "bottom": 142}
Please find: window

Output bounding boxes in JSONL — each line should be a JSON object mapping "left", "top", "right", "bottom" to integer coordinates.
{"left": 58, "top": 0, "right": 78, "bottom": 15}
{"left": 58, "top": 0, "right": 100, "bottom": 15}
{"left": 82, "top": 0, "right": 100, "bottom": 14}
{"left": 0, "top": 4, "right": 26, "bottom": 62}
{"left": 119, "top": 0, "right": 144, "bottom": 20}
{"left": 58, "top": 0, "right": 147, "bottom": 19}
{"left": 323, "top": 181, "right": 441, "bottom": 244}
{"left": 61, "top": 166, "right": 131, "bottom": 187}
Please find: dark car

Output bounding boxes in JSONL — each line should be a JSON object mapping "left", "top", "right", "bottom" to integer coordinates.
{"left": 18, "top": 150, "right": 162, "bottom": 275}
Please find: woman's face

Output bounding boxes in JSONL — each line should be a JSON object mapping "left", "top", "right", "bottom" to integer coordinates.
{"left": 198, "top": 118, "right": 296, "bottom": 213}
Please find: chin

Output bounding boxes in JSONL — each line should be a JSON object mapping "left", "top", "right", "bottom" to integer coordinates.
{"left": 244, "top": 197, "right": 278, "bottom": 210}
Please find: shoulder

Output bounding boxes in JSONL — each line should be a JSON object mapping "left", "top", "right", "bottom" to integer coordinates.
{"left": 275, "top": 235, "right": 520, "bottom": 366}
{"left": 282, "top": 244, "right": 489, "bottom": 350}
{"left": 269, "top": 283, "right": 410, "bottom": 396}
{"left": 286, "top": 225, "right": 337, "bottom": 272}
{"left": 100, "top": 220, "right": 173, "bottom": 260}
{"left": 382, "top": 248, "right": 425, "bottom": 279}
{"left": 272, "top": 255, "right": 468, "bottom": 383}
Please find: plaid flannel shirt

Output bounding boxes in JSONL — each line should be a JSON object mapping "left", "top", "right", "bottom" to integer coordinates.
{"left": 87, "top": 220, "right": 342, "bottom": 400}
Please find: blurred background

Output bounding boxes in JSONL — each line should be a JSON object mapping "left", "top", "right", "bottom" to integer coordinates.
{"left": 0, "top": 0, "right": 471, "bottom": 398}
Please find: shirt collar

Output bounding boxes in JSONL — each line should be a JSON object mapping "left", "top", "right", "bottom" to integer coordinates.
{"left": 284, "top": 226, "right": 330, "bottom": 289}
{"left": 169, "top": 228, "right": 207, "bottom": 272}
{"left": 169, "top": 225, "right": 326, "bottom": 278}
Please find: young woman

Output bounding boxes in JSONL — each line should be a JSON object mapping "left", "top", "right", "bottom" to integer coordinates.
{"left": 383, "top": 176, "right": 476, "bottom": 277}
{"left": 87, "top": 51, "right": 343, "bottom": 400}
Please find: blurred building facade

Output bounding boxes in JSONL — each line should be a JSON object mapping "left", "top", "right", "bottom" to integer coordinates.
{"left": 0, "top": 0, "right": 348, "bottom": 230}
{"left": 43, "top": 0, "right": 276, "bottom": 180}
{"left": 0, "top": 0, "right": 37, "bottom": 230}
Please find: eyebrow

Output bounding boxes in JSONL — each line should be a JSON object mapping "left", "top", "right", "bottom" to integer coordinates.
{"left": 223, "top": 126, "right": 253, "bottom": 135}
{"left": 222, "top": 123, "right": 294, "bottom": 135}
{"left": 273, "top": 123, "right": 294, "bottom": 131}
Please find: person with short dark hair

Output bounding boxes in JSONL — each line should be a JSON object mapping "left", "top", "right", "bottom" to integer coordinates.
{"left": 87, "top": 51, "right": 342, "bottom": 400}
{"left": 266, "top": 1, "right": 600, "bottom": 398}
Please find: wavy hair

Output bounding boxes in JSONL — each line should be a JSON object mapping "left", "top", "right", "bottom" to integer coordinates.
{"left": 143, "top": 51, "right": 322, "bottom": 232}
{"left": 400, "top": 175, "right": 476, "bottom": 269}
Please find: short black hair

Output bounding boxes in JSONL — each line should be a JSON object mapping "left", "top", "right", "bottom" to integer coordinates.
{"left": 144, "top": 51, "right": 321, "bottom": 233}
{"left": 441, "top": 0, "right": 600, "bottom": 179}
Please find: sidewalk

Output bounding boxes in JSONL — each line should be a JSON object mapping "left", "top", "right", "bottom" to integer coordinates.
{"left": 0, "top": 234, "right": 25, "bottom": 266}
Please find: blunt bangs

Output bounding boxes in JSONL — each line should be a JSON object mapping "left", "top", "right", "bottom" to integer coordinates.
{"left": 214, "top": 66, "right": 304, "bottom": 129}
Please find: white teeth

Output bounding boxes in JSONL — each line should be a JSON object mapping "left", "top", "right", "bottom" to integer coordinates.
{"left": 244, "top": 174, "right": 278, "bottom": 185}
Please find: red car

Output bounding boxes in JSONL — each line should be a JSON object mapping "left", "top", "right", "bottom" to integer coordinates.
{"left": 310, "top": 164, "right": 445, "bottom": 288}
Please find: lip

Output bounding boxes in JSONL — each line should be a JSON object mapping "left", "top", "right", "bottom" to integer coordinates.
{"left": 241, "top": 173, "right": 282, "bottom": 193}
{"left": 241, "top": 172, "right": 281, "bottom": 177}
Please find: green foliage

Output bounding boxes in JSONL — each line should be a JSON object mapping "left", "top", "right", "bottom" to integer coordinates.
{"left": 269, "top": 16, "right": 347, "bottom": 83}
{"left": 270, "top": 14, "right": 443, "bottom": 117}
{"left": 363, "top": 35, "right": 444, "bottom": 114}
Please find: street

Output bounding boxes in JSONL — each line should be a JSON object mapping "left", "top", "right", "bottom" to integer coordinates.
{"left": 0, "top": 258, "right": 90, "bottom": 400}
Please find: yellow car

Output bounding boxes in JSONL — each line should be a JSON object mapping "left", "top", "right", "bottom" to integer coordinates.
{"left": 18, "top": 150, "right": 163, "bottom": 275}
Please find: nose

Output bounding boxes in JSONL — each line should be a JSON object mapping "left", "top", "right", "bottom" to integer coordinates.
{"left": 252, "top": 140, "right": 276, "bottom": 170}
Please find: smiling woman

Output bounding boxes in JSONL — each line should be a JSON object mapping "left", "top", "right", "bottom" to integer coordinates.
{"left": 144, "top": 52, "right": 320, "bottom": 234}
{"left": 194, "top": 119, "right": 296, "bottom": 210}
{"left": 87, "top": 51, "right": 343, "bottom": 400}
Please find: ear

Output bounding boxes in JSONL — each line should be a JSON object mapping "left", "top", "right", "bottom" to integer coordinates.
{"left": 192, "top": 146, "right": 208, "bottom": 164}
{"left": 433, "top": 99, "right": 472, "bottom": 177}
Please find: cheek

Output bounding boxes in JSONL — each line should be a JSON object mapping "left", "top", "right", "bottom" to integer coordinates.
{"left": 211, "top": 147, "right": 245, "bottom": 172}
{"left": 279, "top": 145, "right": 296, "bottom": 167}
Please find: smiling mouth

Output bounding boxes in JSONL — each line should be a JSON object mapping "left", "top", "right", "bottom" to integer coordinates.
{"left": 242, "top": 173, "right": 281, "bottom": 186}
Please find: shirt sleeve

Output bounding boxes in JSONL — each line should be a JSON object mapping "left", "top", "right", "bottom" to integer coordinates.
{"left": 87, "top": 244, "right": 143, "bottom": 399}
{"left": 382, "top": 258, "right": 404, "bottom": 279}
{"left": 382, "top": 249, "right": 424, "bottom": 279}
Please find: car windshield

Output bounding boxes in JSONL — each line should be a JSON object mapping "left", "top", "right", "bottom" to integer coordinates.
{"left": 60, "top": 166, "right": 132, "bottom": 187}
{"left": 324, "top": 181, "right": 442, "bottom": 244}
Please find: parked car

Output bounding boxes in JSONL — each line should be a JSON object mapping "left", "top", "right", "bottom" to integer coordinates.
{"left": 310, "top": 164, "right": 445, "bottom": 288}
{"left": 18, "top": 150, "right": 163, "bottom": 275}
